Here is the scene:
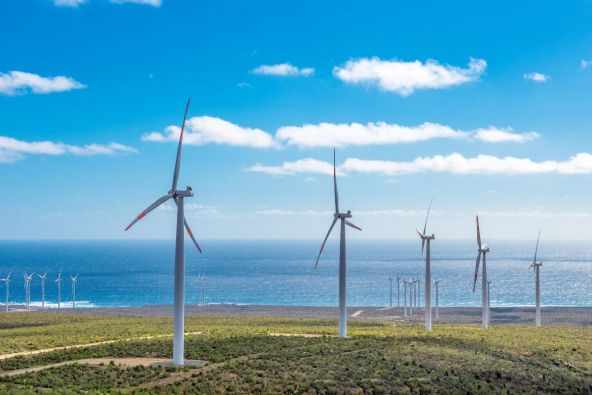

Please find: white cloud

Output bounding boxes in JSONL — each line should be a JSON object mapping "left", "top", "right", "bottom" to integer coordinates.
{"left": 109, "top": 0, "right": 161, "bottom": 5}
{"left": 580, "top": 60, "right": 592, "bottom": 70}
{"left": 142, "top": 116, "right": 277, "bottom": 148}
{"left": 473, "top": 127, "right": 539, "bottom": 143}
{"left": 523, "top": 72, "right": 549, "bottom": 83}
{"left": 333, "top": 57, "right": 486, "bottom": 96}
{"left": 479, "top": 210, "right": 592, "bottom": 219}
{"left": 276, "top": 122, "right": 538, "bottom": 148}
{"left": 0, "top": 136, "right": 136, "bottom": 163}
{"left": 252, "top": 63, "right": 314, "bottom": 77}
{"left": 246, "top": 158, "right": 343, "bottom": 176}
{"left": 256, "top": 208, "right": 427, "bottom": 217}
{"left": 277, "top": 121, "right": 469, "bottom": 148}
{"left": 341, "top": 153, "right": 592, "bottom": 176}
{"left": 0, "top": 71, "right": 85, "bottom": 96}
{"left": 54, "top": 0, "right": 87, "bottom": 6}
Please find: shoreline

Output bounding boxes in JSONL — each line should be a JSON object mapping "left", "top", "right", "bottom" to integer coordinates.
{"left": 6, "top": 304, "right": 590, "bottom": 327}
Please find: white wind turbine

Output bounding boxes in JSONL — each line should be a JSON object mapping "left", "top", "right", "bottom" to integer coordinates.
{"left": 55, "top": 270, "right": 62, "bottom": 309}
{"left": 38, "top": 272, "right": 48, "bottom": 309}
{"left": 396, "top": 277, "right": 401, "bottom": 308}
{"left": 1, "top": 272, "right": 11, "bottom": 312}
{"left": 23, "top": 272, "right": 34, "bottom": 311}
{"left": 388, "top": 277, "right": 393, "bottom": 308}
{"left": 125, "top": 99, "right": 203, "bottom": 365}
{"left": 197, "top": 274, "right": 205, "bottom": 306}
{"left": 416, "top": 199, "right": 435, "bottom": 332}
{"left": 473, "top": 215, "right": 490, "bottom": 329}
{"left": 529, "top": 230, "right": 543, "bottom": 327}
{"left": 315, "top": 149, "right": 362, "bottom": 338}
{"left": 70, "top": 274, "right": 78, "bottom": 309}
{"left": 487, "top": 280, "right": 492, "bottom": 326}
{"left": 403, "top": 280, "right": 408, "bottom": 317}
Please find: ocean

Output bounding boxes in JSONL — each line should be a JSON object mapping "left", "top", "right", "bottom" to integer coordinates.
{"left": 0, "top": 240, "right": 590, "bottom": 308}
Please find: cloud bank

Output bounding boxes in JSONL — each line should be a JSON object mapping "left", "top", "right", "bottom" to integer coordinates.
{"left": 0, "top": 136, "right": 136, "bottom": 163}
{"left": 142, "top": 116, "right": 277, "bottom": 148}
{"left": 0, "top": 71, "right": 85, "bottom": 95}
{"left": 252, "top": 63, "right": 314, "bottom": 77}
{"left": 247, "top": 153, "right": 592, "bottom": 177}
{"left": 333, "top": 57, "right": 486, "bottom": 96}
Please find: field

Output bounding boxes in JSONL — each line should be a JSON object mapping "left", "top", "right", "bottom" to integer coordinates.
{"left": 0, "top": 312, "right": 590, "bottom": 394}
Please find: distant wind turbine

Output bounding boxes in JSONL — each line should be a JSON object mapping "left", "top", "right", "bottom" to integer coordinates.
{"left": 38, "top": 272, "right": 48, "bottom": 309}
{"left": 23, "top": 272, "right": 34, "bottom": 311}
{"left": 125, "top": 99, "right": 203, "bottom": 366}
{"left": 197, "top": 274, "right": 205, "bottom": 306}
{"left": 473, "top": 215, "right": 490, "bottom": 329}
{"left": 55, "top": 269, "right": 62, "bottom": 309}
{"left": 315, "top": 148, "right": 362, "bottom": 338}
{"left": 403, "top": 280, "right": 408, "bottom": 317}
{"left": 70, "top": 274, "right": 78, "bottom": 309}
{"left": 1, "top": 272, "right": 11, "bottom": 312}
{"left": 417, "top": 199, "right": 435, "bottom": 332}
{"left": 388, "top": 277, "right": 393, "bottom": 308}
{"left": 529, "top": 230, "right": 543, "bottom": 327}
{"left": 396, "top": 277, "right": 401, "bottom": 308}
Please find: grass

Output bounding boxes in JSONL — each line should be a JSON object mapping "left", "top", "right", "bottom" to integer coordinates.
{"left": 0, "top": 313, "right": 590, "bottom": 393}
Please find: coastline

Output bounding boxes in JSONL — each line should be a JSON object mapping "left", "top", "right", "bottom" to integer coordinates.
{"left": 8, "top": 304, "right": 590, "bottom": 327}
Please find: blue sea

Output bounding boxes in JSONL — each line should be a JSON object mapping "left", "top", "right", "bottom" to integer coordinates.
{"left": 0, "top": 240, "right": 590, "bottom": 308}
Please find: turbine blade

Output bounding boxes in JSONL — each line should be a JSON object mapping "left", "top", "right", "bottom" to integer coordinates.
{"left": 533, "top": 229, "right": 541, "bottom": 264}
{"left": 476, "top": 215, "right": 482, "bottom": 248}
{"left": 333, "top": 148, "right": 339, "bottom": 213}
{"left": 184, "top": 217, "right": 203, "bottom": 254}
{"left": 416, "top": 228, "right": 424, "bottom": 238}
{"left": 315, "top": 217, "right": 338, "bottom": 268}
{"left": 172, "top": 98, "right": 191, "bottom": 192}
{"left": 345, "top": 220, "right": 361, "bottom": 231}
{"left": 473, "top": 252, "right": 482, "bottom": 293}
{"left": 172, "top": 197, "right": 203, "bottom": 254}
{"left": 422, "top": 198, "right": 433, "bottom": 235}
{"left": 125, "top": 193, "right": 173, "bottom": 231}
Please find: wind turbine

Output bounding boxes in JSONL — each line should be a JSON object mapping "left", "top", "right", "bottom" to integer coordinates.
{"left": 529, "top": 230, "right": 543, "bottom": 327}
{"left": 70, "top": 274, "right": 78, "bottom": 309}
{"left": 473, "top": 215, "right": 490, "bottom": 329}
{"left": 38, "top": 272, "right": 48, "bottom": 309}
{"left": 434, "top": 280, "right": 440, "bottom": 320}
{"left": 0, "top": 272, "right": 11, "bottom": 312}
{"left": 55, "top": 270, "right": 62, "bottom": 309}
{"left": 23, "top": 272, "right": 34, "bottom": 311}
{"left": 196, "top": 274, "right": 205, "bottom": 306}
{"left": 125, "top": 99, "right": 203, "bottom": 365}
{"left": 396, "top": 277, "right": 400, "bottom": 308}
{"left": 403, "top": 280, "right": 408, "bottom": 317}
{"left": 417, "top": 199, "right": 435, "bottom": 332}
{"left": 388, "top": 277, "right": 393, "bottom": 308}
{"left": 315, "top": 149, "right": 362, "bottom": 338}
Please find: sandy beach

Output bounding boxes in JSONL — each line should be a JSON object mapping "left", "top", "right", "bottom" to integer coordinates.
{"left": 13, "top": 304, "right": 587, "bottom": 327}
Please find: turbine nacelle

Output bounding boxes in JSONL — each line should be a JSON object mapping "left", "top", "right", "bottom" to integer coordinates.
{"left": 334, "top": 210, "right": 353, "bottom": 219}
{"left": 171, "top": 187, "right": 194, "bottom": 198}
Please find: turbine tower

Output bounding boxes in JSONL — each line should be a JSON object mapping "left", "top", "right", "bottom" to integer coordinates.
{"left": 403, "top": 280, "right": 408, "bottom": 317}
{"left": 55, "top": 270, "right": 62, "bottom": 310}
{"left": 529, "top": 230, "right": 543, "bottom": 327}
{"left": 1, "top": 272, "right": 11, "bottom": 312}
{"left": 396, "top": 277, "right": 400, "bottom": 308}
{"left": 23, "top": 272, "right": 34, "bottom": 311}
{"left": 70, "top": 274, "right": 78, "bottom": 309}
{"left": 125, "top": 99, "right": 203, "bottom": 365}
{"left": 417, "top": 199, "right": 435, "bottom": 332}
{"left": 38, "top": 272, "right": 48, "bottom": 309}
{"left": 487, "top": 280, "right": 492, "bottom": 326}
{"left": 315, "top": 148, "right": 361, "bottom": 338}
{"left": 473, "top": 215, "right": 490, "bottom": 329}
{"left": 388, "top": 277, "right": 393, "bottom": 308}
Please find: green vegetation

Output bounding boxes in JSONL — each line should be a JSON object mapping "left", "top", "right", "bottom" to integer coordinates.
{"left": 0, "top": 313, "right": 590, "bottom": 393}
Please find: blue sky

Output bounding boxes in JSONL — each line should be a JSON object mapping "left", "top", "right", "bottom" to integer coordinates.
{"left": 2, "top": 0, "right": 592, "bottom": 240}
